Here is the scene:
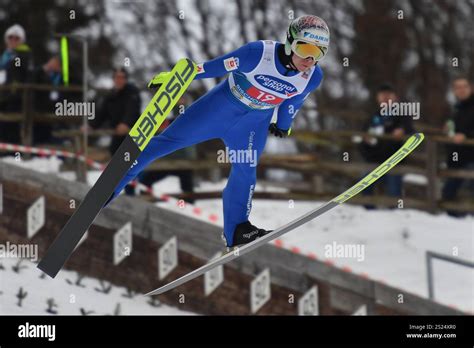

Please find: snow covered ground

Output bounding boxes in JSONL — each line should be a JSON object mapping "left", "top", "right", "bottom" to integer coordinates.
{"left": 0, "top": 257, "right": 194, "bottom": 315}
{"left": 1, "top": 156, "right": 473, "bottom": 313}
{"left": 154, "top": 176, "right": 474, "bottom": 313}
{"left": 0, "top": 157, "right": 195, "bottom": 315}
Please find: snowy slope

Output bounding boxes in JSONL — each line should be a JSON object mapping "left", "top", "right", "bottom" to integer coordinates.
{"left": 0, "top": 256, "right": 194, "bottom": 315}
{"left": 152, "top": 176, "right": 474, "bottom": 313}
{"left": 0, "top": 157, "right": 195, "bottom": 315}
{"left": 2, "top": 157, "right": 472, "bottom": 313}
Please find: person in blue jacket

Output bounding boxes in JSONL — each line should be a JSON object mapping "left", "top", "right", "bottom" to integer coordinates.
{"left": 109, "top": 15, "right": 330, "bottom": 249}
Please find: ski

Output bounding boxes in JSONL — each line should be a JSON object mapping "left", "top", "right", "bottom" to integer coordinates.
{"left": 144, "top": 132, "right": 425, "bottom": 296}
{"left": 37, "top": 58, "right": 197, "bottom": 278}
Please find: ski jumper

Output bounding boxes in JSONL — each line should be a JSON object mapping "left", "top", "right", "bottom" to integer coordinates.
{"left": 110, "top": 40, "right": 323, "bottom": 245}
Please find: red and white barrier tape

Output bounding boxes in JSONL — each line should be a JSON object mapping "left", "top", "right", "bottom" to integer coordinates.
{"left": 0, "top": 142, "right": 104, "bottom": 170}
{"left": 0, "top": 142, "right": 220, "bottom": 223}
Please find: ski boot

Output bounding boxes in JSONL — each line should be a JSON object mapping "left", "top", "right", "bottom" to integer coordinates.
{"left": 221, "top": 221, "right": 272, "bottom": 255}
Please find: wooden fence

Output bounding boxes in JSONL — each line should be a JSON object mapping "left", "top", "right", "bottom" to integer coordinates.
{"left": 0, "top": 84, "right": 472, "bottom": 213}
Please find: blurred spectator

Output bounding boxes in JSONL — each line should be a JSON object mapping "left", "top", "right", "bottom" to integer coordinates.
{"left": 359, "top": 83, "right": 414, "bottom": 206}
{"left": 90, "top": 67, "right": 141, "bottom": 154}
{"left": 32, "top": 55, "right": 63, "bottom": 144}
{"left": 0, "top": 24, "right": 32, "bottom": 144}
{"left": 442, "top": 76, "right": 474, "bottom": 216}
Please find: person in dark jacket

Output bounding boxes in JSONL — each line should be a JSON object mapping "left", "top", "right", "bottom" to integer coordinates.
{"left": 90, "top": 67, "right": 141, "bottom": 154}
{"left": 0, "top": 24, "right": 32, "bottom": 144}
{"left": 32, "top": 55, "right": 63, "bottom": 144}
{"left": 442, "top": 76, "right": 474, "bottom": 215}
{"left": 359, "top": 83, "right": 414, "bottom": 205}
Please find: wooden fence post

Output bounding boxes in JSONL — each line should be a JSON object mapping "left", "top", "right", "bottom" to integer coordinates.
{"left": 20, "top": 87, "right": 33, "bottom": 146}
{"left": 425, "top": 139, "right": 438, "bottom": 213}
{"left": 74, "top": 133, "right": 87, "bottom": 183}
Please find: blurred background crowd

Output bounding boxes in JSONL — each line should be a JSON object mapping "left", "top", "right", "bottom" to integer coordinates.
{"left": 0, "top": 0, "right": 472, "bottom": 215}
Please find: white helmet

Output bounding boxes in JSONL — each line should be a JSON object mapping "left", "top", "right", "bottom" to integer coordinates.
{"left": 285, "top": 15, "right": 330, "bottom": 61}
{"left": 4, "top": 24, "right": 26, "bottom": 44}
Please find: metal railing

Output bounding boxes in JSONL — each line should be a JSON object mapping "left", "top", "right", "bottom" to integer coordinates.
{"left": 426, "top": 250, "right": 474, "bottom": 300}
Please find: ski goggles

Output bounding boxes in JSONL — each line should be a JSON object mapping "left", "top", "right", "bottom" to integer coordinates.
{"left": 292, "top": 40, "right": 327, "bottom": 61}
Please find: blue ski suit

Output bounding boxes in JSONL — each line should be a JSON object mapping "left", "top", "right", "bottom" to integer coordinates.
{"left": 110, "top": 40, "right": 323, "bottom": 245}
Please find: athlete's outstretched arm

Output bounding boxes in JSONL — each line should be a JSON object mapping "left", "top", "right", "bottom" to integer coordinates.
{"left": 147, "top": 41, "right": 263, "bottom": 89}
{"left": 194, "top": 41, "right": 264, "bottom": 80}
{"left": 275, "top": 65, "right": 324, "bottom": 131}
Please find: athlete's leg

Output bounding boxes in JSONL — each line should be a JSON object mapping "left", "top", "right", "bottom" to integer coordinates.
{"left": 107, "top": 85, "right": 246, "bottom": 204}
{"left": 221, "top": 112, "right": 272, "bottom": 244}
